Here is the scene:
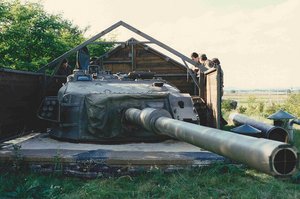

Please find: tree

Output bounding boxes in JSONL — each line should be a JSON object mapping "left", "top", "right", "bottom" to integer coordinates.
{"left": 0, "top": 0, "right": 86, "bottom": 71}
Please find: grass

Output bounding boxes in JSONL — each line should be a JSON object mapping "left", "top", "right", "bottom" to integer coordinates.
{"left": 1, "top": 92, "right": 300, "bottom": 198}
{"left": 1, "top": 162, "right": 300, "bottom": 199}
{"left": 1, "top": 130, "right": 300, "bottom": 198}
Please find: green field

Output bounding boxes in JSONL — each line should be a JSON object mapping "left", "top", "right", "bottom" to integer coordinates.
{"left": 222, "top": 91, "right": 300, "bottom": 121}
{"left": 223, "top": 92, "right": 289, "bottom": 105}
{"left": 1, "top": 93, "right": 300, "bottom": 198}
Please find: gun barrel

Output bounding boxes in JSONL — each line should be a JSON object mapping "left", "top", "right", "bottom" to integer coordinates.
{"left": 125, "top": 108, "right": 298, "bottom": 177}
{"left": 229, "top": 113, "right": 288, "bottom": 142}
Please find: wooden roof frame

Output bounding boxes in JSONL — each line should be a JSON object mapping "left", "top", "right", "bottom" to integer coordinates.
{"left": 99, "top": 37, "right": 191, "bottom": 70}
{"left": 38, "top": 21, "right": 206, "bottom": 87}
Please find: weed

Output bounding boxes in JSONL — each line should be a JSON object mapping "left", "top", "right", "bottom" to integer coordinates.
{"left": 12, "top": 144, "right": 22, "bottom": 171}
{"left": 237, "top": 105, "right": 247, "bottom": 114}
{"left": 53, "top": 149, "right": 63, "bottom": 173}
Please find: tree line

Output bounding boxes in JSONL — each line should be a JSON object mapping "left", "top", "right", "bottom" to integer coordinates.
{"left": 0, "top": 0, "right": 111, "bottom": 71}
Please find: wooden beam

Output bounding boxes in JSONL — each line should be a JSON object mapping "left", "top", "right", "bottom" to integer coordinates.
{"left": 38, "top": 21, "right": 124, "bottom": 72}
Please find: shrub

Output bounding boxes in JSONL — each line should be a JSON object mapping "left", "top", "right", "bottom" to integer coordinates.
{"left": 263, "top": 102, "right": 282, "bottom": 117}
{"left": 237, "top": 106, "right": 247, "bottom": 114}
{"left": 257, "top": 101, "right": 264, "bottom": 113}
{"left": 245, "top": 96, "right": 258, "bottom": 115}
{"left": 283, "top": 94, "right": 300, "bottom": 117}
{"left": 222, "top": 100, "right": 234, "bottom": 112}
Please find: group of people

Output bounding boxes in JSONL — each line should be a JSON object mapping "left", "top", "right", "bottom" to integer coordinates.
{"left": 190, "top": 52, "right": 224, "bottom": 96}
{"left": 190, "top": 52, "right": 221, "bottom": 71}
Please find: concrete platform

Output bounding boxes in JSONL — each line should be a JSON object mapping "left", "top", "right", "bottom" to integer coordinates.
{"left": 0, "top": 133, "right": 224, "bottom": 176}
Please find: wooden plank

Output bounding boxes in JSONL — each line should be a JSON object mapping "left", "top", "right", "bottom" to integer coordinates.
{"left": 0, "top": 69, "right": 65, "bottom": 139}
{"left": 0, "top": 70, "right": 42, "bottom": 138}
{"left": 102, "top": 44, "right": 193, "bottom": 94}
{"left": 205, "top": 68, "right": 221, "bottom": 128}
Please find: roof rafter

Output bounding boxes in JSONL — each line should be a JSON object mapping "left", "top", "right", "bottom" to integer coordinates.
{"left": 38, "top": 21, "right": 206, "bottom": 78}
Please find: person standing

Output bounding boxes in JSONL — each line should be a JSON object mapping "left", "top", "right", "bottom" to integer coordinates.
{"left": 57, "top": 58, "right": 72, "bottom": 76}
{"left": 190, "top": 52, "right": 203, "bottom": 73}
{"left": 211, "top": 58, "right": 224, "bottom": 97}
{"left": 199, "top": 54, "right": 213, "bottom": 69}
{"left": 191, "top": 52, "right": 200, "bottom": 63}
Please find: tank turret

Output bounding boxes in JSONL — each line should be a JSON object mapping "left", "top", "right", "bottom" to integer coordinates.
{"left": 38, "top": 69, "right": 199, "bottom": 142}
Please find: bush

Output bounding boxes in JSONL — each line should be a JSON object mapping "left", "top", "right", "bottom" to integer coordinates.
{"left": 246, "top": 96, "right": 257, "bottom": 115}
{"left": 257, "top": 101, "right": 264, "bottom": 113}
{"left": 237, "top": 106, "right": 247, "bottom": 114}
{"left": 284, "top": 94, "right": 300, "bottom": 118}
{"left": 263, "top": 102, "right": 282, "bottom": 117}
{"left": 222, "top": 100, "right": 235, "bottom": 112}
{"left": 223, "top": 93, "right": 300, "bottom": 121}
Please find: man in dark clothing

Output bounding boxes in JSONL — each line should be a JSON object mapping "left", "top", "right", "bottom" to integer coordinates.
{"left": 199, "top": 54, "right": 213, "bottom": 69}
{"left": 191, "top": 52, "right": 200, "bottom": 63}
{"left": 211, "top": 58, "right": 224, "bottom": 97}
{"left": 190, "top": 52, "right": 203, "bottom": 73}
{"left": 57, "top": 59, "right": 72, "bottom": 76}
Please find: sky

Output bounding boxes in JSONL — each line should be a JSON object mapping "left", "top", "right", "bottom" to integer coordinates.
{"left": 26, "top": 0, "right": 300, "bottom": 89}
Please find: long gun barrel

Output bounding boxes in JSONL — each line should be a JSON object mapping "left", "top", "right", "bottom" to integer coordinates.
{"left": 125, "top": 108, "right": 298, "bottom": 177}
{"left": 229, "top": 113, "right": 288, "bottom": 142}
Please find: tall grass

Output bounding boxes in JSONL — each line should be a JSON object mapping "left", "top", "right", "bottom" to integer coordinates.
{"left": 1, "top": 161, "right": 300, "bottom": 199}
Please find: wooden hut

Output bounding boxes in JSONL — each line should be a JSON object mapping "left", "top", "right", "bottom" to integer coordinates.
{"left": 99, "top": 38, "right": 196, "bottom": 95}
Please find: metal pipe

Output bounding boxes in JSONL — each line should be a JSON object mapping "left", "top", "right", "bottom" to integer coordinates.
{"left": 125, "top": 108, "right": 298, "bottom": 177}
{"left": 229, "top": 113, "right": 288, "bottom": 142}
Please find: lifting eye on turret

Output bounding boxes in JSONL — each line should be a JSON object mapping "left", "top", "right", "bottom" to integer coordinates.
{"left": 178, "top": 101, "right": 184, "bottom": 108}
{"left": 152, "top": 82, "right": 164, "bottom": 87}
